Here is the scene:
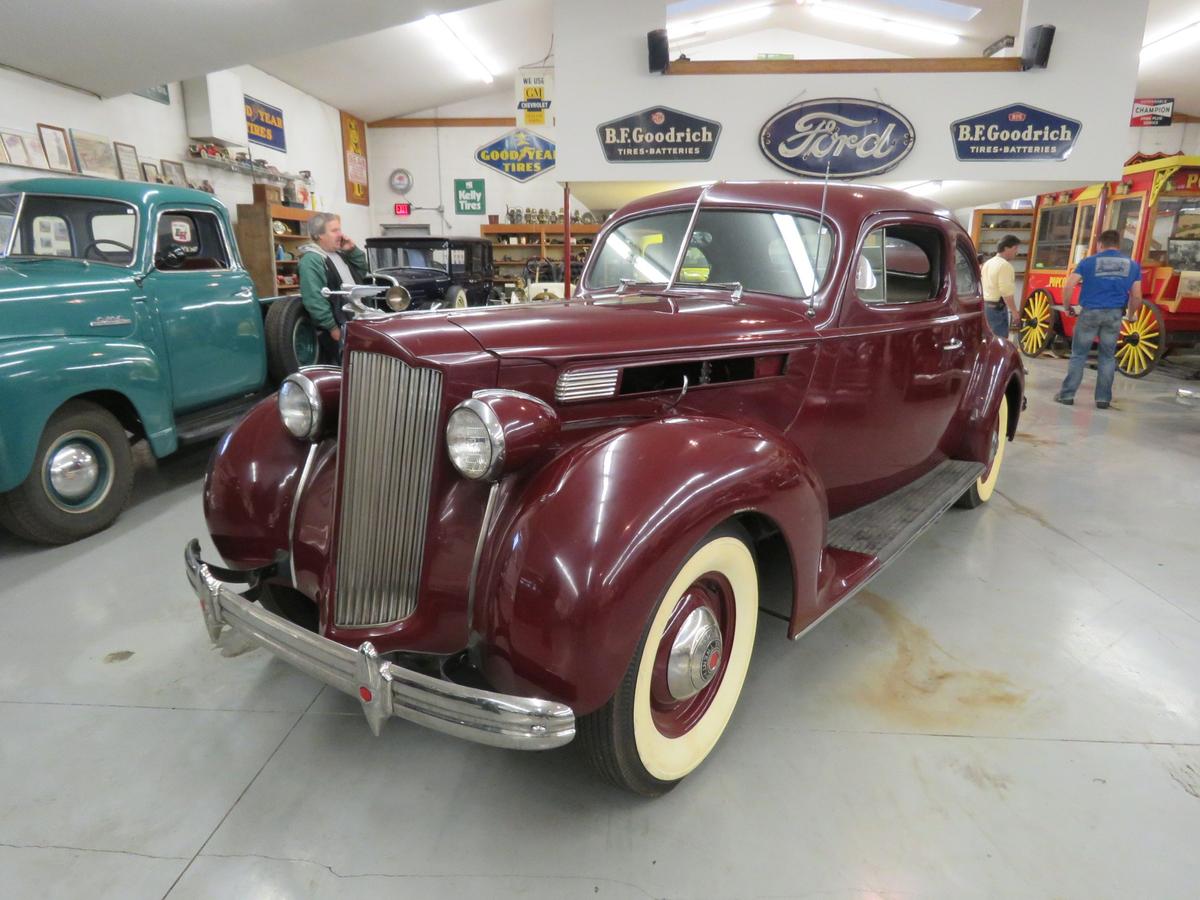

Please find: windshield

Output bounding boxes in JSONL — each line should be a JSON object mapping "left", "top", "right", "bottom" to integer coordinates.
{"left": 0, "top": 195, "right": 18, "bottom": 256}
{"left": 4, "top": 194, "right": 138, "bottom": 265}
{"left": 369, "top": 243, "right": 449, "bottom": 272}
{"left": 585, "top": 208, "right": 833, "bottom": 298}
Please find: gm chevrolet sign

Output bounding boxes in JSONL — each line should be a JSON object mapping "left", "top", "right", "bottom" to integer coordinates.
{"left": 759, "top": 98, "right": 914, "bottom": 178}
{"left": 951, "top": 104, "right": 1081, "bottom": 161}
{"left": 597, "top": 107, "right": 721, "bottom": 163}
{"left": 474, "top": 129, "right": 556, "bottom": 182}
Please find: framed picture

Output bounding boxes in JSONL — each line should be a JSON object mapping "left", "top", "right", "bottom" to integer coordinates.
{"left": 161, "top": 159, "right": 188, "bottom": 186}
{"left": 1, "top": 132, "right": 30, "bottom": 166}
{"left": 113, "top": 142, "right": 140, "bottom": 181}
{"left": 22, "top": 133, "right": 48, "bottom": 168}
{"left": 37, "top": 124, "right": 76, "bottom": 172}
{"left": 141, "top": 162, "right": 160, "bottom": 183}
{"left": 69, "top": 129, "right": 121, "bottom": 178}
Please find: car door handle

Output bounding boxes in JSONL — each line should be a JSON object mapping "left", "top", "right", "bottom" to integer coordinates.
{"left": 235, "top": 287, "right": 254, "bottom": 299}
{"left": 90, "top": 316, "right": 132, "bottom": 327}
{"left": 942, "top": 338, "right": 963, "bottom": 351}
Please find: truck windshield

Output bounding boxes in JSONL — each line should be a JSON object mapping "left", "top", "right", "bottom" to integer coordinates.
{"left": 0, "top": 195, "right": 18, "bottom": 256}
{"left": 4, "top": 194, "right": 138, "bottom": 265}
{"left": 585, "top": 208, "right": 833, "bottom": 298}
{"left": 370, "top": 243, "right": 450, "bottom": 273}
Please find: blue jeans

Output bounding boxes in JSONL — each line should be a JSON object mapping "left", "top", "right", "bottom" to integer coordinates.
{"left": 984, "top": 303, "right": 1010, "bottom": 338}
{"left": 1058, "top": 307, "right": 1124, "bottom": 404}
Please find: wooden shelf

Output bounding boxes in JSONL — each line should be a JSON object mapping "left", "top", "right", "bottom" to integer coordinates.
{"left": 481, "top": 223, "right": 599, "bottom": 278}
{"left": 235, "top": 200, "right": 322, "bottom": 299}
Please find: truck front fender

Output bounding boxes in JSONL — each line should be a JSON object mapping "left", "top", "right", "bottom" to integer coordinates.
{"left": 474, "top": 415, "right": 827, "bottom": 715}
{"left": 0, "top": 338, "right": 173, "bottom": 492}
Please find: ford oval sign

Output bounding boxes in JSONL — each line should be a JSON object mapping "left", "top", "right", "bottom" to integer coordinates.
{"left": 759, "top": 98, "right": 915, "bottom": 178}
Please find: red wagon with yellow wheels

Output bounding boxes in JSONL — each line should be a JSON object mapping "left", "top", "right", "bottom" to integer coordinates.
{"left": 1019, "top": 153, "right": 1200, "bottom": 377}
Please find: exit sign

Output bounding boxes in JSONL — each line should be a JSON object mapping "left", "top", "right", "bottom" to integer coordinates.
{"left": 393, "top": 203, "right": 412, "bottom": 216}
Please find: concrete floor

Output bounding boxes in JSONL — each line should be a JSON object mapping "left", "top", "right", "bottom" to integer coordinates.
{"left": 1, "top": 353, "right": 1199, "bottom": 900}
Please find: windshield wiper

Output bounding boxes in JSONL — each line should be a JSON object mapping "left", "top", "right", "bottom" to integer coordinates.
{"left": 684, "top": 281, "right": 744, "bottom": 302}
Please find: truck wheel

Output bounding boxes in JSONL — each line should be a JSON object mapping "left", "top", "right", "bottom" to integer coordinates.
{"left": 0, "top": 400, "right": 134, "bottom": 545}
{"left": 264, "top": 297, "right": 320, "bottom": 382}
{"left": 445, "top": 286, "right": 470, "bottom": 309}
{"left": 579, "top": 523, "right": 758, "bottom": 796}
{"left": 956, "top": 394, "right": 1008, "bottom": 510}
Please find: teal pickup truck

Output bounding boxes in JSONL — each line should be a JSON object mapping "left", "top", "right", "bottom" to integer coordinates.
{"left": 0, "top": 177, "right": 308, "bottom": 544}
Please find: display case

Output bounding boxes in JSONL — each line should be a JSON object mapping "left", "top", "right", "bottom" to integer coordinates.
{"left": 234, "top": 202, "right": 316, "bottom": 298}
{"left": 480, "top": 223, "right": 600, "bottom": 281}
{"left": 971, "top": 207, "right": 1033, "bottom": 296}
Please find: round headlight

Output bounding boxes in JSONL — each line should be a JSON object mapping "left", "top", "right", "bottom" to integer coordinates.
{"left": 446, "top": 400, "right": 505, "bottom": 480}
{"left": 278, "top": 373, "right": 321, "bottom": 440}
{"left": 385, "top": 285, "right": 412, "bottom": 311}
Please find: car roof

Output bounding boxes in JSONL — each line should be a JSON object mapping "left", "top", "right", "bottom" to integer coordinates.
{"left": 614, "top": 180, "right": 953, "bottom": 224}
{"left": 365, "top": 236, "right": 489, "bottom": 246}
{"left": 0, "top": 176, "right": 228, "bottom": 210}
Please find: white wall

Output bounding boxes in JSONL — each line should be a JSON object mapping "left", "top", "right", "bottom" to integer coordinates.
{"left": 1127, "top": 121, "right": 1200, "bottom": 157}
{"left": 366, "top": 91, "right": 587, "bottom": 238}
{"left": 0, "top": 65, "right": 368, "bottom": 236}
{"left": 552, "top": 0, "right": 1150, "bottom": 186}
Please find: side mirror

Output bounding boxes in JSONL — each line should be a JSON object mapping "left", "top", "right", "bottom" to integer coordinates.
{"left": 855, "top": 255, "right": 878, "bottom": 291}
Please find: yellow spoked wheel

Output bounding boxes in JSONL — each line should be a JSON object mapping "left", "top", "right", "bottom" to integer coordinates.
{"left": 1018, "top": 290, "right": 1056, "bottom": 357}
{"left": 1116, "top": 302, "right": 1165, "bottom": 379}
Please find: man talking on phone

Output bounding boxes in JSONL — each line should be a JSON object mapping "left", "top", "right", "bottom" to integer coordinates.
{"left": 1054, "top": 229, "right": 1143, "bottom": 410}
{"left": 298, "top": 212, "right": 368, "bottom": 364}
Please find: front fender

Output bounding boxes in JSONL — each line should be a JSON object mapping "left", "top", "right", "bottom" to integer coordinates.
{"left": 474, "top": 415, "right": 827, "bottom": 715}
{"left": 0, "top": 338, "right": 173, "bottom": 492}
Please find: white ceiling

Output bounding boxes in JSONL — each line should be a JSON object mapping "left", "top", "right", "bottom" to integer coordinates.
{"left": 256, "top": 0, "right": 553, "bottom": 122}
{"left": 0, "top": 0, "right": 494, "bottom": 97}
{"left": 1136, "top": 0, "right": 1200, "bottom": 114}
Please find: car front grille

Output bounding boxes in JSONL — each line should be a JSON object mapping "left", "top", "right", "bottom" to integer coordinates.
{"left": 334, "top": 351, "right": 443, "bottom": 628}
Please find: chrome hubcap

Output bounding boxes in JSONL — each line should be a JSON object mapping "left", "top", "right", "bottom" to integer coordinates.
{"left": 666, "top": 606, "right": 723, "bottom": 700}
{"left": 49, "top": 443, "right": 100, "bottom": 501}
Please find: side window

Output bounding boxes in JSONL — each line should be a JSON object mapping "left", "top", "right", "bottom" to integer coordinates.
{"left": 155, "top": 210, "right": 230, "bottom": 271}
{"left": 857, "top": 225, "right": 942, "bottom": 304}
{"left": 954, "top": 243, "right": 979, "bottom": 296}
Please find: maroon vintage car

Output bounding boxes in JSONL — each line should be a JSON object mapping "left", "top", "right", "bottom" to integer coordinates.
{"left": 186, "top": 181, "right": 1023, "bottom": 796}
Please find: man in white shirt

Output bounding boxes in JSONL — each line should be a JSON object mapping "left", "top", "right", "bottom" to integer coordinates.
{"left": 979, "top": 234, "right": 1021, "bottom": 338}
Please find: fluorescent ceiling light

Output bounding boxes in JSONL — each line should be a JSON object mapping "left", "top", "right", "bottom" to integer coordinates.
{"left": 422, "top": 15, "right": 495, "bottom": 83}
{"left": 668, "top": 3, "right": 773, "bottom": 41}
{"left": 806, "top": 1, "right": 960, "bottom": 45}
{"left": 881, "top": 0, "right": 981, "bottom": 23}
{"left": 1140, "top": 20, "right": 1200, "bottom": 62}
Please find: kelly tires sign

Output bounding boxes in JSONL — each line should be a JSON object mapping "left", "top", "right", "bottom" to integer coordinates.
{"left": 597, "top": 107, "right": 721, "bottom": 163}
{"left": 475, "top": 129, "right": 556, "bottom": 182}
{"left": 759, "top": 98, "right": 914, "bottom": 178}
{"left": 455, "top": 179, "right": 486, "bottom": 215}
{"left": 950, "top": 104, "right": 1081, "bottom": 161}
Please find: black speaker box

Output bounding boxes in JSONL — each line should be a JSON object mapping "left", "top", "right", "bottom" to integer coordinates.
{"left": 647, "top": 29, "right": 669, "bottom": 74}
{"left": 1022, "top": 24, "right": 1055, "bottom": 70}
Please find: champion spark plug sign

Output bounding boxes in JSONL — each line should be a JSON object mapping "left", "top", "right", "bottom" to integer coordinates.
{"left": 950, "top": 104, "right": 1081, "bottom": 161}
{"left": 474, "top": 129, "right": 556, "bottom": 182}
{"left": 759, "top": 98, "right": 914, "bottom": 178}
{"left": 597, "top": 107, "right": 721, "bottom": 163}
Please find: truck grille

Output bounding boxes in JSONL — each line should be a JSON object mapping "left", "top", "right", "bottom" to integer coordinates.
{"left": 334, "top": 351, "right": 444, "bottom": 628}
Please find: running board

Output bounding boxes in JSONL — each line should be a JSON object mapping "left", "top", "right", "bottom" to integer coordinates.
{"left": 793, "top": 459, "right": 984, "bottom": 640}
{"left": 175, "top": 392, "right": 266, "bottom": 445}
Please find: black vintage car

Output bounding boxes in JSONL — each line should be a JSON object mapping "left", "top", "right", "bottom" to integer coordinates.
{"left": 365, "top": 236, "right": 498, "bottom": 310}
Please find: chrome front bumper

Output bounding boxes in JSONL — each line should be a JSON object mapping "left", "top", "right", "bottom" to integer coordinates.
{"left": 184, "top": 540, "right": 575, "bottom": 749}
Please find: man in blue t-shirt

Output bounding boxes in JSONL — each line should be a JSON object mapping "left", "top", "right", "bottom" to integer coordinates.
{"left": 1054, "top": 229, "right": 1144, "bottom": 409}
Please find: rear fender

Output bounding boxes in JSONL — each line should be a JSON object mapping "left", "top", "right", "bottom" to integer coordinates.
{"left": 0, "top": 338, "right": 173, "bottom": 492}
{"left": 944, "top": 338, "right": 1024, "bottom": 464}
{"left": 473, "top": 415, "right": 827, "bottom": 715}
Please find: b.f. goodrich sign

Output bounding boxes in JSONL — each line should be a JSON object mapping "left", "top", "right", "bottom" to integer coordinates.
{"left": 597, "top": 107, "right": 721, "bottom": 163}
{"left": 950, "top": 104, "right": 1081, "bottom": 161}
{"left": 759, "top": 98, "right": 914, "bottom": 178}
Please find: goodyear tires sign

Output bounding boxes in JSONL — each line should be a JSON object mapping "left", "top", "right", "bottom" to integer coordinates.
{"left": 759, "top": 98, "right": 914, "bottom": 178}
{"left": 245, "top": 96, "right": 286, "bottom": 152}
{"left": 950, "top": 104, "right": 1081, "bottom": 161}
{"left": 475, "top": 129, "right": 556, "bottom": 182}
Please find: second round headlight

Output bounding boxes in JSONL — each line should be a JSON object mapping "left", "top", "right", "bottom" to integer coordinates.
{"left": 445, "top": 401, "right": 504, "bottom": 480}
{"left": 278, "top": 373, "right": 321, "bottom": 440}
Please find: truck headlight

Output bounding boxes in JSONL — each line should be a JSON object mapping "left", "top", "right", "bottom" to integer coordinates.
{"left": 446, "top": 400, "right": 505, "bottom": 480}
{"left": 278, "top": 373, "right": 322, "bottom": 440}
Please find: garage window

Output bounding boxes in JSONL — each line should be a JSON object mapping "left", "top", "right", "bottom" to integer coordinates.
{"left": 856, "top": 225, "right": 942, "bottom": 304}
